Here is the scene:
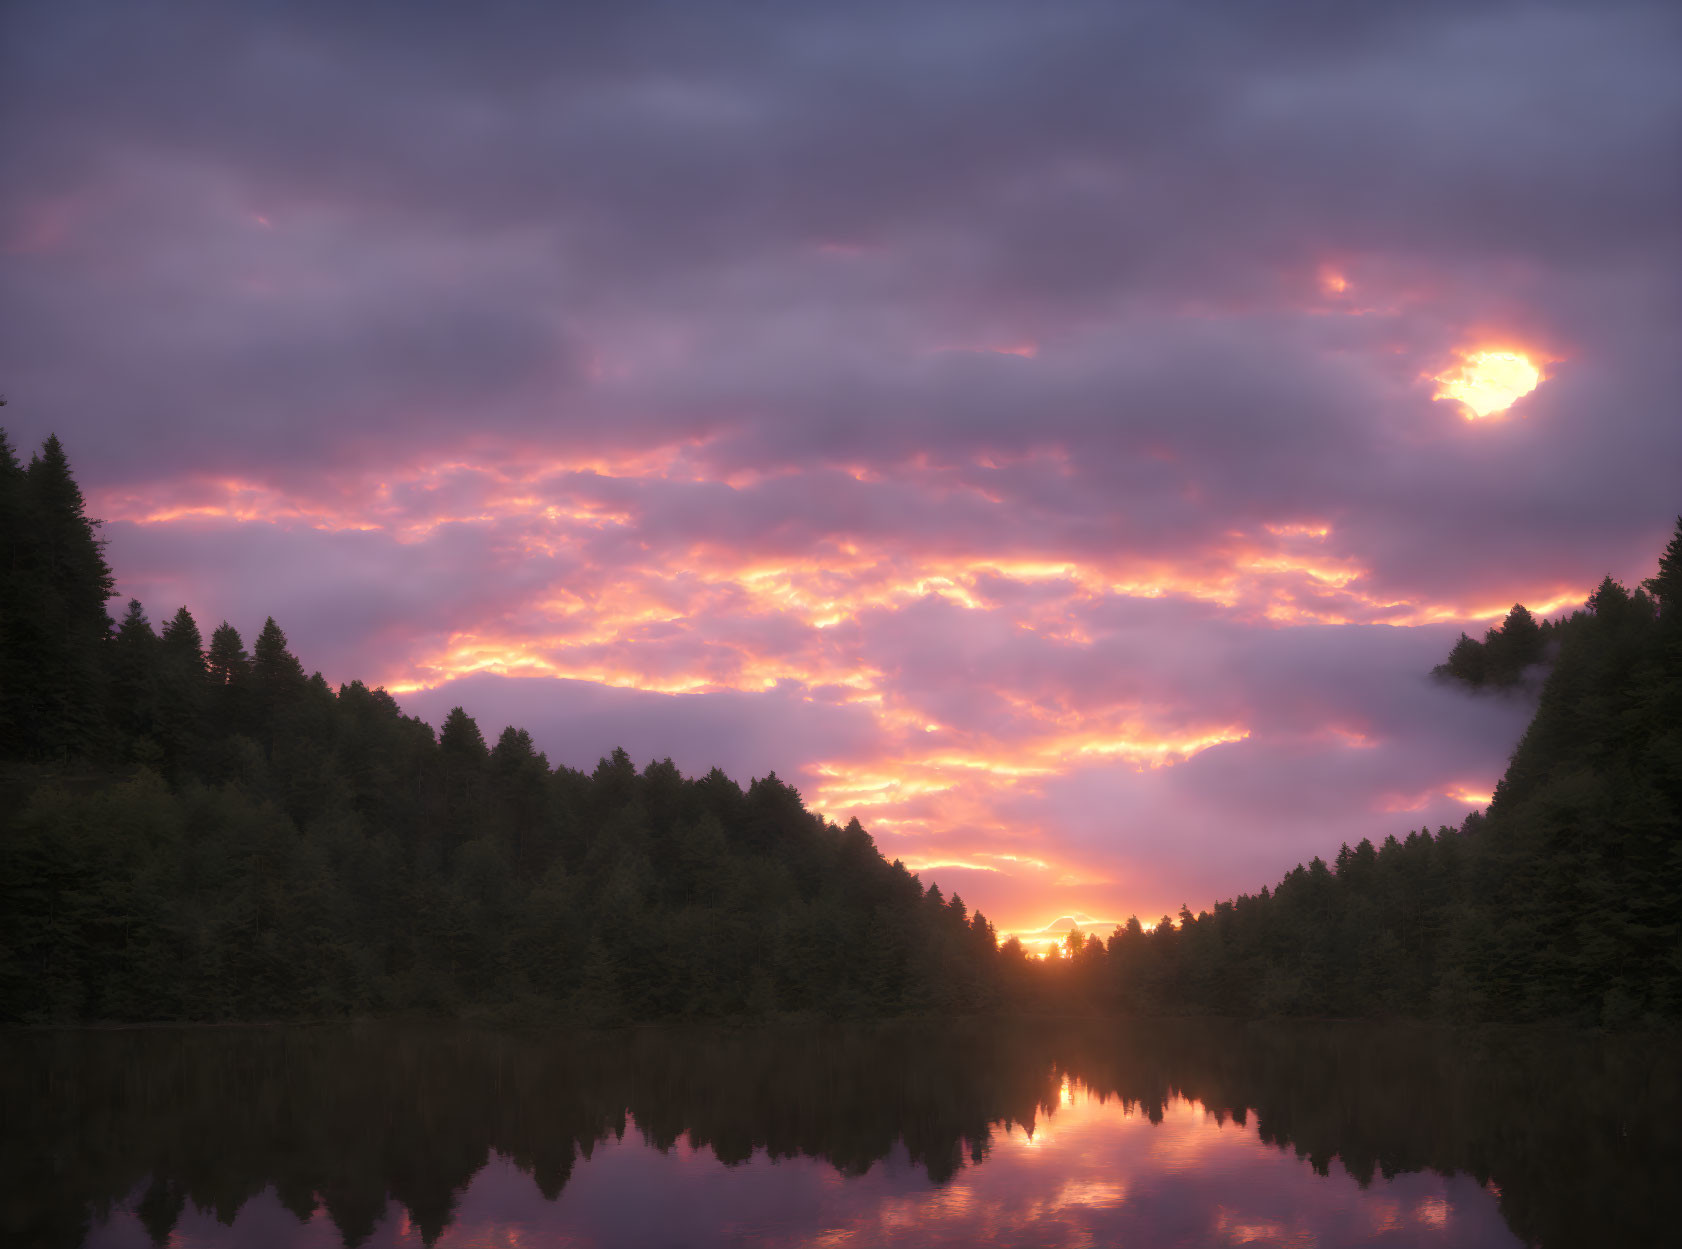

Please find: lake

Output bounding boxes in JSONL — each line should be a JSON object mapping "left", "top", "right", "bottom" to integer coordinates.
{"left": 3, "top": 1019, "right": 1675, "bottom": 1248}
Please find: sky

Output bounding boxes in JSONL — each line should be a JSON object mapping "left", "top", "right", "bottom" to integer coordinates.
{"left": 3, "top": 1, "right": 1678, "bottom": 943}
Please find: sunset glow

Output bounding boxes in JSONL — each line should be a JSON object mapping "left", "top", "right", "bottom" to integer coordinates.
{"left": 5, "top": 11, "right": 1680, "bottom": 1249}
{"left": 81, "top": 453, "right": 1603, "bottom": 933}
{"left": 1445, "top": 785, "right": 1495, "bottom": 808}
{"left": 7, "top": 0, "right": 1673, "bottom": 944}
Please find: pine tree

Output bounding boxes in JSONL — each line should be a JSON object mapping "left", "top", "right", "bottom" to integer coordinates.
{"left": 247, "top": 616, "right": 306, "bottom": 757}
{"left": 1488, "top": 604, "right": 1545, "bottom": 682}
{"left": 160, "top": 606, "right": 205, "bottom": 669}
{"left": 157, "top": 606, "right": 208, "bottom": 777}
{"left": 206, "top": 623, "right": 250, "bottom": 686}
{"left": 0, "top": 425, "right": 28, "bottom": 755}
{"left": 251, "top": 617, "right": 306, "bottom": 704}
{"left": 1436, "top": 633, "right": 1487, "bottom": 686}
{"left": 490, "top": 724, "right": 540, "bottom": 770}
{"left": 26, "top": 435, "right": 114, "bottom": 634}
{"left": 1644, "top": 515, "right": 1682, "bottom": 617}
{"left": 14, "top": 434, "right": 116, "bottom": 759}
{"left": 204, "top": 621, "right": 252, "bottom": 748}
{"left": 439, "top": 707, "right": 488, "bottom": 761}
{"left": 107, "top": 599, "right": 161, "bottom": 762}
{"left": 438, "top": 707, "right": 490, "bottom": 851}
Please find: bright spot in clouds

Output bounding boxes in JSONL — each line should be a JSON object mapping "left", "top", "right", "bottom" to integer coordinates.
{"left": 1433, "top": 350, "right": 1543, "bottom": 419}
{"left": 9, "top": 0, "right": 1677, "bottom": 942}
{"left": 1445, "top": 785, "right": 1494, "bottom": 808}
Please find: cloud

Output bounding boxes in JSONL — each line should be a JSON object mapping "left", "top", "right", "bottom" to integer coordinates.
{"left": 4, "top": 0, "right": 1675, "bottom": 930}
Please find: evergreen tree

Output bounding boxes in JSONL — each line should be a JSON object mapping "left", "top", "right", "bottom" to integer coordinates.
{"left": 439, "top": 706, "right": 489, "bottom": 760}
{"left": 6, "top": 433, "right": 117, "bottom": 759}
{"left": 252, "top": 617, "right": 305, "bottom": 690}
{"left": 437, "top": 706, "right": 490, "bottom": 851}
{"left": 1642, "top": 514, "right": 1682, "bottom": 616}
{"left": 203, "top": 621, "right": 252, "bottom": 754}
{"left": 243, "top": 615, "right": 309, "bottom": 774}
{"left": 151, "top": 607, "right": 208, "bottom": 779}
{"left": 26, "top": 434, "right": 114, "bottom": 636}
{"left": 206, "top": 622, "right": 250, "bottom": 687}
{"left": 1437, "top": 633, "right": 1486, "bottom": 686}
{"left": 0, "top": 424, "right": 28, "bottom": 755}
{"left": 1435, "top": 603, "right": 1553, "bottom": 689}
{"left": 1487, "top": 603, "right": 1545, "bottom": 683}
{"left": 107, "top": 599, "right": 162, "bottom": 763}
{"left": 160, "top": 606, "right": 205, "bottom": 669}
{"left": 250, "top": 616, "right": 306, "bottom": 728}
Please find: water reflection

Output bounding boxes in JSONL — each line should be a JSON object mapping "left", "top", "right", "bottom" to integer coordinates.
{"left": 3, "top": 1020, "right": 1675, "bottom": 1248}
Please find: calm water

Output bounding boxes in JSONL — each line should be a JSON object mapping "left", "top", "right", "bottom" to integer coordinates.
{"left": 3, "top": 1020, "right": 1676, "bottom": 1249}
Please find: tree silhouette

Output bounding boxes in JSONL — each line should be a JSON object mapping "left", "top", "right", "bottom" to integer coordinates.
{"left": 1, "top": 433, "right": 1675, "bottom": 1032}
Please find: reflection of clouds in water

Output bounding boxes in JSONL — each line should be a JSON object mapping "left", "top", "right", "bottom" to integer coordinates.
{"left": 1212, "top": 1205, "right": 1318, "bottom": 1247}
{"left": 1129, "top": 1094, "right": 1254, "bottom": 1173}
{"left": 82, "top": 1081, "right": 1515, "bottom": 1249}
{"left": 54, "top": 1022, "right": 1668, "bottom": 1249}
{"left": 1366, "top": 1195, "right": 1404, "bottom": 1234}
{"left": 416, "top": 1085, "right": 1504, "bottom": 1248}
{"left": 1417, "top": 1194, "right": 1452, "bottom": 1229}
{"left": 1050, "top": 1179, "right": 1129, "bottom": 1209}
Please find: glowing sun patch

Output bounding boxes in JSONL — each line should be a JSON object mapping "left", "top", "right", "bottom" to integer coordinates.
{"left": 1433, "top": 350, "right": 1543, "bottom": 419}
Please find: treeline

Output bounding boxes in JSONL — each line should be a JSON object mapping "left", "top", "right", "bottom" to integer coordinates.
{"left": 0, "top": 429, "right": 1005, "bottom": 1023}
{"left": 1433, "top": 601, "right": 1555, "bottom": 688}
{"left": 1042, "top": 518, "right": 1682, "bottom": 1028}
{"left": 4, "top": 424, "right": 1678, "bottom": 1029}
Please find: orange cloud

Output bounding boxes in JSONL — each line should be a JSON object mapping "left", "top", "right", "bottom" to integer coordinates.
{"left": 1317, "top": 266, "right": 1349, "bottom": 295}
{"left": 1431, "top": 347, "right": 1546, "bottom": 419}
{"left": 1443, "top": 784, "right": 1493, "bottom": 808}
{"left": 96, "top": 448, "right": 1584, "bottom": 934}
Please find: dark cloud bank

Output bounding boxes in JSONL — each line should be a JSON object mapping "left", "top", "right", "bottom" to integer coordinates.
{"left": 3, "top": 0, "right": 1676, "bottom": 924}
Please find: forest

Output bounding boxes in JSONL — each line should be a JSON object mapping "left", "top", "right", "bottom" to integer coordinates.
{"left": 1035, "top": 528, "right": 1682, "bottom": 1028}
{"left": 1, "top": 427, "right": 1678, "bottom": 1027}
{"left": 0, "top": 430, "right": 1004, "bottom": 1023}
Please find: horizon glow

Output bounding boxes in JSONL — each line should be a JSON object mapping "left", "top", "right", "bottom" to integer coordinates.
{"left": 4, "top": 2, "right": 1677, "bottom": 938}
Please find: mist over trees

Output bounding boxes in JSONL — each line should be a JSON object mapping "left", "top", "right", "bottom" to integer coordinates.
{"left": 1433, "top": 602, "right": 1553, "bottom": 689}
{"left": 1, "top": 428, "right": 1677, "bottom": 1028}
{"left": 1044, "top": 518, "right": 1682, "bottom": 1028}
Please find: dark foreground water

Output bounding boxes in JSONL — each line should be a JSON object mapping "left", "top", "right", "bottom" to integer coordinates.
{"left": 3, "top": 1020, "right": 1677, "bottom": 1249}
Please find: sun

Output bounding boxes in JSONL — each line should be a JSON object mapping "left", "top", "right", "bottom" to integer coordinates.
{"left": 1432, "top": 350, "right": 1544, "bottom": 420}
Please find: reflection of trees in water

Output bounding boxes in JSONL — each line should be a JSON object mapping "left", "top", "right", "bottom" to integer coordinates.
{"left": 1060, "top": 1021, "right": 1680, "bottom": 1249}
{"left": 3, "top": 1021, "right": 1676, "bottom": 1248}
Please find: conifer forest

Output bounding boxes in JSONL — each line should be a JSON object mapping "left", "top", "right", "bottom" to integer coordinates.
{"left": 2, "top": 430, "right": 1678, "bottom": 1027}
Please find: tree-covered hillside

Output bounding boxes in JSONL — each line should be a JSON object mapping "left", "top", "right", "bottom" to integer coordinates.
{"left": 3, "top": 425, "right": 1676, "bottom": 1027}
{"left": 0, "top": 430, "right": 1004, "bottom": 1023}
{"left": 1043, "top": 518, "right": 1682, "bottom": 1028}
